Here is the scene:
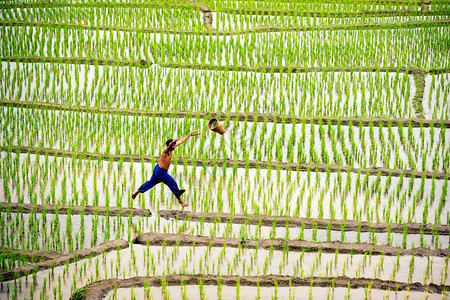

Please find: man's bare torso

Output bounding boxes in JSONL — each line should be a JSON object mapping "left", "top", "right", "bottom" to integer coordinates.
{"left": 158, "top": 150, "right": 172, "bottom": 170}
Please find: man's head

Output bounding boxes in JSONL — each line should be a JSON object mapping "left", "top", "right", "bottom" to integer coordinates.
{"left": 166, "top": 139, "right": 174, "bottom": 148}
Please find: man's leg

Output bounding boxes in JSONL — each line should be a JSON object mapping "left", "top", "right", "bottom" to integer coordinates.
{"left": 160, "top": 172, "right": 187, "bottom": 206}
{"left": 132, "top": 175, "right": 160, "bottom": 199}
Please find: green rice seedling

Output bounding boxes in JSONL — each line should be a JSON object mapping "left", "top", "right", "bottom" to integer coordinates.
{"left": 402, "top": 226, "right": 408, "bottom": 249}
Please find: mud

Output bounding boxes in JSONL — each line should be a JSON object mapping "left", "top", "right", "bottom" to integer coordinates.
{"left": 0, "top": 247, "right": 63, "bottom": 261}
{"left": 4, "top": 19, "right": 449, "bottom": 36}
{"left": 70, "top": 274, "right": 450, "bottom": 300}
{"left": 185, "top": 0, "right": 214, "bottom": 30}
{"left": 0, "top": 0, "right": 433, "bottom": 9}
{"left": 2, "top": 20, "right": 209, "bottom": 35}
{"left": 0, "top": 202, "right": 151, "bottom": 217}
{"left": 0, "top": 1, "right": 192, "bottom": 9}
{"left": 3, "top": 56, "right": 449, "bottom": 75}
{"left": 241, "top": 0, "right": 432, "bottom": 4}
{"left": 0, "top": 56, "right": 150, "bottom": 68}
{"left": 230, "top": 19, "right": 450, "bottom": 35}
{"left": 3, "top": 99, "right": 450, "bottom": 128}
{"left": 133, "top": 232, "right": 450, "bottom": 257}
{"left": 0, "top": 238, "right": 128, "bottom": 282}
{"left": 2, "top": 145, "right": 448, "bottom": 180}
{"left": 413, "top": 73, "right": 426, "bottom": 119}
{"left": 202, "top": 11, "right": 214, "bottom": 30}
{"left": 158, "top": 62, "right": 450, "bottom": 75}
{"left": 159, "top": 209, "right": 450, "bottom": 235}
{"left": 224, "top": 8, "right": 450, "bottom": 17}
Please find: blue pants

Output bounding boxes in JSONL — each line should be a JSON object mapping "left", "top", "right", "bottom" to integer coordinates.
{"left": 138, "top": 165, "right": 185, "bottom": 198}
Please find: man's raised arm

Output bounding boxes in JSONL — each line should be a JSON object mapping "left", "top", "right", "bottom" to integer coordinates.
{"left": 174, "top": 130, "right": 202, "bottom": 148}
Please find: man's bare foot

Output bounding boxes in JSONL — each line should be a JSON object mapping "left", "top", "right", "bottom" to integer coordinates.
{"left": 178, "top": 197, "right": 188, "bottom": 207}
{"left": 131, "top": 190, "right": 139, "bottom": 200}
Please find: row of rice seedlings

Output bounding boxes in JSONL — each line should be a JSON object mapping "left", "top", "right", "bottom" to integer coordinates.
{"left": 3, "top": 7, "right": 205, "bottom": 30}
{"left": 2, "top": 143, "right": 449, "bottom": 227}
{"left": 3, "top": 107, "right": 449, "bottom": 173}
{"left": 1, "top": 62, "right": 421, "bottom": 118}
{"left": 107, "top": 284, "right": 438, "bottom": 300}
{"left": 0, "top": 252, "right": 33, "bottom": 271}
{"left": 210, "top": 0, "right": 431, "bottom": 12}
{"left": 0, "top": 210, "right": 141, "bottom": 254}
{"left": 3, "top": 0, "right": 188, "bottom": 4}
{"left": 2, "top": 25, "right": 448, "bottom": 68}
{"left": 214, "top": 12, "right": 449, "bottom": 31}
{"left": 2, "top": 148, "right": 449, "bottom": 229}
{"left": 424, "top": 73, "right": 450, "bottom": 120}
{"left": 1, "top": 243, "right": 120, "bottom": 299}
{"left": 3, "top": 3, "right": 446, "bottom": 32}
{"left": 158, "top": 212, "right": 448, "bottom": 250}
{"left": 4, "top": 241, "right": 448, "bottom": 300}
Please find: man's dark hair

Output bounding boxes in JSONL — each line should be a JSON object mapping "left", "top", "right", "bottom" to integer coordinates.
{"left": 166, "top": 139, "right": 174, "bottom": 147}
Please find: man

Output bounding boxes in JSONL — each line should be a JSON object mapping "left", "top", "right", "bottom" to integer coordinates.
{"left": 131, "top": 130, "right": 202, "bottom": 207}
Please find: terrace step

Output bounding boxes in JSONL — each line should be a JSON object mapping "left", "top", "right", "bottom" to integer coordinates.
{"left": 3, "top": 19, "right": 450, "bottom": 35}
{"left": 2, "top": 56, "right": 450, "bottom": 74}
{"left": 134, "top": 232, "right": 450, "bottom": 257}
{"left": 0, "top": 238, "right": 128, "bottom": 282}
{"left": 70, "top": 274, "right": 450, "bottom": 300}
{"left": 0, "top": 202, "right": 151, "bottom": 217}
{"left": 0, "top": 248, "right": 63, "bottom": 261}
{"left": 160, "top": 209, "right": 450, "bottom": 235}
{"left": 2, "top": 145, "right": 448, "bottom": 179}
{"left": 2, "top": 99, "right": 450, "bottom": 128}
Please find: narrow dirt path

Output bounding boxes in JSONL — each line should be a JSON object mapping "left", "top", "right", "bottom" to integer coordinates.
{"left": 223, "top": 8, "right": 450, "bottom": 17}
{"left": 0, "top": 2, "right": 192, "bottom": 9}
{"left": 3, "top": 99, "right": 449, "bottom": 127}
{"left": 134, "top": 232, "right": 450, "bottom": 257}
{"left": 70, "top": 274, "right": 450, "bottom": 300}
{"left": 2, "top": 100, "right": 449, "bottom": 128}
{"left": 0, "top": 238, "right": 128, "bottom": 282}
{"left": 2, "top": 145, "right": 448, "bottom": 179}
{"left": 0, "top": 56, "right": 150, "bottom": 67}
{"left": 2, "top": 56, "right": 450, "bottom": 75}
{"left": 0, "top": 248, "right": 63, "bottom": 261}
{"left": 157, "top": 63, "right": 450, "bottom": 75}
{"left": 159, "top": 209, "right": 450, "bottom": 235}
{"left": 3, "top": 19, "right": 449, "bottom": 35}
{"left": 0, "top": 202, "right": 151, "bottom": 217}
{"left": 413, "top": 73, "right": 426, "bottom": 119}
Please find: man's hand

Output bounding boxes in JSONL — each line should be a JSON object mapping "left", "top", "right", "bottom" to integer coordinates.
{"left": 189, "top": 130, "right": 203, "bottom": 137}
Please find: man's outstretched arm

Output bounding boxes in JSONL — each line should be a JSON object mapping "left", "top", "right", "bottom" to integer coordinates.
{"left": 174, "top": 130, "right": 202, "bottom": 148}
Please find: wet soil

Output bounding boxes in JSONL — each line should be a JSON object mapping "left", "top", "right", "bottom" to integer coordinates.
{"left": 3, "top": 99, "right": 449, "bottom": 128}
{"left": 4, "top": 19, "right": 449, "bottom": 36}
{"left": 223, "top": 8, "right": 450, "bottom": 17}
{"left": 158, "top": 62, "right": 450, "bottom": 75}
{"left": 133, "top": 232, "right": 450, "bottom": 257}
{"left": 2, "top": 145, "right": 448, "bottom": 179}
{"left": 70, "top": 274, "right": 450, "bottom": 300}
{"left": 0, "top": 56, "right": 150, "bottom": 68}
{"left": 0, "top": 1, "right": 192, "bottom": 9}
{"left": 0, "top": 247, "right": 63, "bottom": 261}
{"left": 2, "top": 55, "right": 449, "bottom": 75}
{"left": 0, "top": 202, "right": 151, "bottom": 217}
{"left": 0, "top": 238, "right": 128, "bottom": 282}
{"left": 159, "top": 209, "right": 450, "bottom": 235}
{"left": 413, "top": 73, "right": 426, "bottom": 118}
{"left": 229, "top": 0, "right": 432, "bottom": 4}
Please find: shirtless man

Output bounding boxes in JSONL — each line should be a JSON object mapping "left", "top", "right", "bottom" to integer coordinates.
{"left": 131, "top": 130, "right": 202, "bottom": 207}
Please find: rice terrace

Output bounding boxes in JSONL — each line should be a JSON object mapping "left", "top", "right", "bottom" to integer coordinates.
{"left": 1, "top": 0, "right": 450, "bottom": 298}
